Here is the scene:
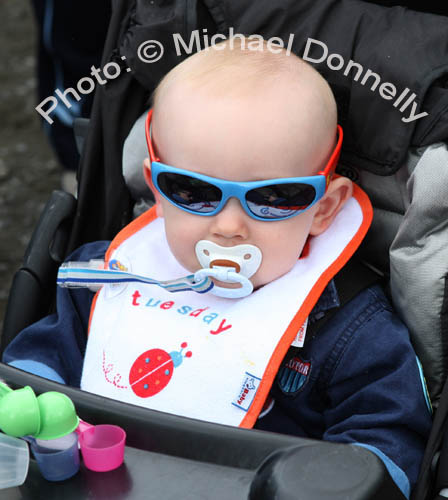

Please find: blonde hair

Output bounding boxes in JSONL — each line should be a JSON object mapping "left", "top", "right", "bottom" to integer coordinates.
{"left": 152, "top": 36, "right": 333, "bottom": 109}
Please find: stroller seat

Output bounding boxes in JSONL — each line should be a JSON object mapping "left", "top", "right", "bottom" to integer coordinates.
{"left": 1, "top": 0, "right": 448, "bottom": 498}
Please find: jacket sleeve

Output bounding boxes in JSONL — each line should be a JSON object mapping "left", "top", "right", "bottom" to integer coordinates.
{"left": 320, "top": 287, "right": 432, "bottom": 499}
{"left": 2, "top": 241, "right": 110, "bottom": 387}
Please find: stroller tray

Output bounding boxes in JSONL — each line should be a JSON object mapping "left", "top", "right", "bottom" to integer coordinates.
{"left": 0, "top": 363, "right": 404, "bottom": 499}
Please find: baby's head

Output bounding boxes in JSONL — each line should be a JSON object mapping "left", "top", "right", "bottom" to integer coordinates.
{"left": 144, "top": 37, "right": 352, "bottom": 291}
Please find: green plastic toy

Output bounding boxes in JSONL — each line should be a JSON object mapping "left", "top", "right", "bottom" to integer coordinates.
{"left": 0, "top": 383, "right": 79, "bottom": 440}
{"left": 35, "top": 391, "right": 79, "bottom": 440}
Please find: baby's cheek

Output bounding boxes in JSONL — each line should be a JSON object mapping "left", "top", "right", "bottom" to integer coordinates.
{"left": 255, "top": 237, "right": 304, "bottom": 285}
{"left": 262, "top": 258, "right": 294, "bottom": 283}
{"left": 165, "top": 232, "right": 200, "bottom": 272}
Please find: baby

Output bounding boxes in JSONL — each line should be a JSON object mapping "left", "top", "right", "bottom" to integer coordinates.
{"left": 146, "top": 37, "right": 351, "bottom": 291}
{"left": 4, "top": 38, "right": 431, "bottom": 498}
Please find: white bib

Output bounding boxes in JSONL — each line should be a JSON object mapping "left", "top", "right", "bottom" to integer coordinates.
{"left": 81, "top": 185, "right": 372, "bottom": 428}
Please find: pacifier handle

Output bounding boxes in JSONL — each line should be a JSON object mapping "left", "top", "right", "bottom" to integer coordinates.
{"left": 194, "top": 267, "right": 254, "bottom": 298}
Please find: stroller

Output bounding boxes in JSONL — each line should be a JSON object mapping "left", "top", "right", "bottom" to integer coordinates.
{"left": 1, "top": 0, "right": 448, "bottom": 498}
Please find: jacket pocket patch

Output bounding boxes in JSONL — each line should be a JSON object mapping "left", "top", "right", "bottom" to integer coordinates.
{"left": 277, "top": 356, "right": 311, "bottom": 396}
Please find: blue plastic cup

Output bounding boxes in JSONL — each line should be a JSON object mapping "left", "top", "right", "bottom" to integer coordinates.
{"left": 30, "top": 432, "right": 80, "bottom": 481}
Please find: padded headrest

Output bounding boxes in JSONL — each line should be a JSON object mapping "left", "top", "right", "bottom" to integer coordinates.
{"left": 388, "top": 143, "right": 448, "bottom": 403}
{"left": 120, "top": 0, "right": 448, "bottom": 175}
{"left": 122, "top": 111, "right": 152, "bottom": 202}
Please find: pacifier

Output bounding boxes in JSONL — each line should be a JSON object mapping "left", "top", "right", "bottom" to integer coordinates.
{"left": 194, "top": 240, "right": 262, "bottom": 298}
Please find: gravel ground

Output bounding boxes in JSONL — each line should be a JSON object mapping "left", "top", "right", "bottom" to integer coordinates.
{"left": 0, "top": 0, "right": 61, "bottom": 338}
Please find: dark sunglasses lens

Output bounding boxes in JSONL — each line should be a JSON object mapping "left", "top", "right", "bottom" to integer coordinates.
{"left": 246, "top": 183, "right": 316, "bottom": 219}
{"left": 157, "top": 172, "right": 222, "bottom": 213}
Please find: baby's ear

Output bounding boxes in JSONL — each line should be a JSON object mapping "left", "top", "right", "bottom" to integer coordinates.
{"left": 143, "top": 158, "right": 163, "bottom": 217}
{"left": 309, "top": 176, "right": 353, "bottom": 236}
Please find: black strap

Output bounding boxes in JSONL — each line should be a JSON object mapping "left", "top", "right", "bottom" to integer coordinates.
{"left": 306, "top": 255, "right": 384, "bottom": 340}
{"left": 277, "top": 255, "right": 384, "bottom": 372}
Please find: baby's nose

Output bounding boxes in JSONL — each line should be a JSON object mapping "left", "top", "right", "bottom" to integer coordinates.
{"left": 210, "top": 198, "right": 249, "bottom": 239}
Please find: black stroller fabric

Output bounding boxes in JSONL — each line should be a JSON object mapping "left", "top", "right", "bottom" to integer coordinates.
{"left": 122, "top": 0, "right": 448, "bottom": 175}
{"left": 71, "top": 0, "right": 448, "bottom": 252}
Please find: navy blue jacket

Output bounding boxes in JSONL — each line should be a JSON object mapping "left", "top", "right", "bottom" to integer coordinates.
{"left": 3, "top": 241, "right": 432, "bottom": 498}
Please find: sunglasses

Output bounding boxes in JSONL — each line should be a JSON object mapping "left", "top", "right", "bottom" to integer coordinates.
{"left": 144, "top": 109, "right": 343, "bottom": 221}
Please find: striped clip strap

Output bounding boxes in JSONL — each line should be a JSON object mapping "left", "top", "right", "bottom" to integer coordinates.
{"left": 57, "top": 260, "right": 214, "bottom": 294}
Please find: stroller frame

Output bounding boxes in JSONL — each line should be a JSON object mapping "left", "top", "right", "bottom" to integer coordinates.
{"left": 2, "top": 0, "right": 448, "bottom": 497}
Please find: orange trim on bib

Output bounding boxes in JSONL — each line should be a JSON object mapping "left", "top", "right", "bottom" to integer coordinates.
{"left": 105, "top": 206, "right": 158, "bottom": 263}
{"left": 87, "top": 291, "right": 100, "bottom": 337}
{"left": 240, "top": 182, "right": 373, "bottom": 428}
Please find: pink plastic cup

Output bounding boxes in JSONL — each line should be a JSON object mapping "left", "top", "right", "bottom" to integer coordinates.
{"left": 76, "top": 420, "right": 126, "bottom": 472}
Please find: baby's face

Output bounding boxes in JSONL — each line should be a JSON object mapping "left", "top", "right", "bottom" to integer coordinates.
{"left": 152, "top": 80, "right": 336, "bottom": 290}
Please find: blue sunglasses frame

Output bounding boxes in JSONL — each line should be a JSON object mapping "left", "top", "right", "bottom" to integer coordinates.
{"left": 149, "top": 162, "right": 327, "bottom": 221}
{"left": 144, "top": 109, "right": 343, "bottom": 221}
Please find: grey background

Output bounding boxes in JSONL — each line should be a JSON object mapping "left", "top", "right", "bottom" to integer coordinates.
{"left": 0, "top": 0, "right": 60, "bottom": 336}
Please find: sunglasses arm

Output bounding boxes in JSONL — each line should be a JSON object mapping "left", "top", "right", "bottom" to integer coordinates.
{"left": 145, "top": 109, "right": 160, "bottom": 163}
{"left": 317, "top": 124, "right": 343, "bottom": 190}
